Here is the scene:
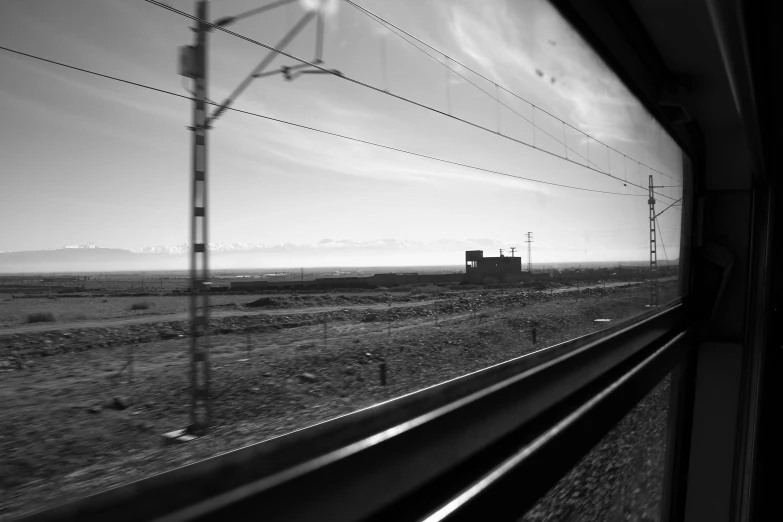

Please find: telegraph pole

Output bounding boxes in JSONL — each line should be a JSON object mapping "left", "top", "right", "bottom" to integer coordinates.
{"left": 510, "top": 247, "right": 516, "bottom": 257}
{"left": 525, "top": 232, "right": 533, "bottom": 273}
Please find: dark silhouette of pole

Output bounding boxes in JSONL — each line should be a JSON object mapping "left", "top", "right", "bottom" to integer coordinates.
{"left": 379, "top": 362, "right": 387, "bottom": 386}
{"left": 184, "top": 0, "right": 212, "bottom": 436}
{"left": 648, "top": 174, "right": 659, "bottom": 307}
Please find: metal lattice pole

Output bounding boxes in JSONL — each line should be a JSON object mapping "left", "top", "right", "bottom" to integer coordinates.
{"left": 170, "top": 0, "right": 338, "bottom": 441}
{"left": 525, "top": 232, "right": 533, "bottom": 273}
{"left": 648, "top": 174, "right": 658, "bottom": 307}
{"left": 188, "top": 0, "right": 212, "bottom": 435}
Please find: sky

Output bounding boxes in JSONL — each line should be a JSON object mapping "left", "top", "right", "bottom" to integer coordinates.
{"left": 0, "top": 0, "right": 685, "bottom": 266}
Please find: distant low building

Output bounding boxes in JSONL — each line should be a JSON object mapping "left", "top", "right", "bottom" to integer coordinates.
{"left": 465, "top": 250, "right": 523, "bottom": 284}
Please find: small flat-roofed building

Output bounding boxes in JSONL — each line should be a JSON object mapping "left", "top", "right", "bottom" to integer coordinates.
{"left": 465, "top": 250, "right": 523, "bottom": 283}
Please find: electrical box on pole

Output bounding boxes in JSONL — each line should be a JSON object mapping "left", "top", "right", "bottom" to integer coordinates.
{"left": 178, "top": 45, "right": 198, "bottom": 79}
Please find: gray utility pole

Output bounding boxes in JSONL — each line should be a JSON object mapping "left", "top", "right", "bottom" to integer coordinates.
{"left": 647, "top": 175, "right": 676, "bottom": 308}
{"left": 175, "top": 0, "right": 337, "bottom": 438}
{"left": 186, "top": 0, "right": 212, "bottom": 436}
{"left": 510, "top": 246, "right": 516, "bottom": 257}
{"left": 525, "top": 232, "right": 533, "bottom": 273}
{"left": 648, "top": 174, "right": 658, "bottom": 307}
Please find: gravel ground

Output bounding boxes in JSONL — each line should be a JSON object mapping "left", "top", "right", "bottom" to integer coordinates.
{"left": 0, "top": 282, "right": 677, "bottom": 520}
{"left": 521, "top": 375, "right": 670, "bottom": 522}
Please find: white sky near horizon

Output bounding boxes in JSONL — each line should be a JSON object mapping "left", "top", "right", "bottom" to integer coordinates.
{"left": 0, "top": 0, "right": 685, "bottom": 266}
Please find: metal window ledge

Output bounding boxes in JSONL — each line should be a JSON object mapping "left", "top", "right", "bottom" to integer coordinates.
{"left": 21, "top": 302, "right": 691, "bottom": 522}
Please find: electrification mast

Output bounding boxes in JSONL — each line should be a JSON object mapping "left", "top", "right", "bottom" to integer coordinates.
{"left": 186, "top": 0, "right": 211, "bottom": 436}
{"left": 525, "top": 232, "right": 533, "bottom": 273}
{"left": 648, "top": 174, "right": 658, "bottom": 307}
{"left": 171, "top": 0, "right": 336, "bottom": 439}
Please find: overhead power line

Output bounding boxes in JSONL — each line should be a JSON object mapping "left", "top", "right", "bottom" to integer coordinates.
{"left": 0, "top": 45, "right": 188, "bottom": 100}
{"left": 0, "top": 44, "right": 645, "bottom": 198}
{"left": 655, "top": 197, "right": 684, "bottom": 218}
{"left": 344, "top": 0, "right": 683, "bottom": 187}
{"left": 349, "top": 3, "right": 617, "bottom": 182}
{"left": 141, "top": 0, "right": 680, "bottom": 202}
{"left": 655, "top": 216, "right": 670, "bottom": 264}
{"left": 536, "top": 228, "right": 681, "bottom": 237}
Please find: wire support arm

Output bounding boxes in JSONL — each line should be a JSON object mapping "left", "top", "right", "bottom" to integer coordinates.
{"left": 212, "top": 0, "right": 299, "bottom": 28}
{"left": 655, "top": 197, "right": 683, "bottom": 218}
{"left": 207, "top": 11, "right": 316, "bottom": 125}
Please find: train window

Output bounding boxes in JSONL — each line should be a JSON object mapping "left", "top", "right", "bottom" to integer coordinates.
{"left": 0, "top": 0, "right": 689, "bottom": 518}
{"left": 521, "top": 373, "right": 673, "bottom": 522}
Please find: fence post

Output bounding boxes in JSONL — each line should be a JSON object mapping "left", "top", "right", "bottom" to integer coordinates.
{"left": 128, "top": 344, "right": 134, "bottom": 383}
{"left": 379, "top": 362, "right": 387, "bottom": 386}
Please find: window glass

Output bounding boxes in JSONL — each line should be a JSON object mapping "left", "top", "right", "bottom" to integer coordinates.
{"left": 521, "top": 374, "right": 672, "bottom": 522}
{"left": 0, "top": 0, "right": 687, "bottom": 516}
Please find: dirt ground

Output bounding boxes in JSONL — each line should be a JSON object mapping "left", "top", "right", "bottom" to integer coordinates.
{"left": 0, "top": 288, "right": 450, "bottom": 328}
{"left": 0, "top": 281, "right": 679, "bottom": 521}
{"left": 0, "top": 295, "right": 239, "bottom": 326}
{"left": 522, "top": 376, "right": 670, "bottom": 522}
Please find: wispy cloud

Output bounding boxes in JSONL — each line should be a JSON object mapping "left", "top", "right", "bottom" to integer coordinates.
{"left": 443, "top": 0, "right": 649, "bottom": 150}
{"left": 220, "top": 98, "right": 552, "bottom": 194}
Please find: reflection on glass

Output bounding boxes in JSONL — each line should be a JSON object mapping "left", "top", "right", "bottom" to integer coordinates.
{"left": 0, "top": 0, "right": 686, "bottom": 518}
{"left": 521, "top": 374, "right": 671, "bottom": 522}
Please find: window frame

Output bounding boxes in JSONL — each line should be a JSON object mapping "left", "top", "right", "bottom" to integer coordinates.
{"left": 17, "top": 2, "right": 701, "bottom": 521}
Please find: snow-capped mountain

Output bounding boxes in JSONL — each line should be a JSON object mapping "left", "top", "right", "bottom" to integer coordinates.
{"left": 60, "top": 242, "right": 98, "bottom": 250}
{"left": 3, "top": 239, "right": 513, "bottom": 257}
{"left": 129, "top": 238, "right": 511, "bottom": 255}
{"left": 131, "top": 243, "right": 271, "bottom": 254}
{"left": 0, "top": 239, "right": 516, "bottom": 272}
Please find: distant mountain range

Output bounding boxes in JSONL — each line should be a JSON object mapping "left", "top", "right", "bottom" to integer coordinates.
{"left": 127, "top": 238, "right": 513, "bottom": 255}
{"left": 0, "top": 239, "right": 515, "bottom": 273}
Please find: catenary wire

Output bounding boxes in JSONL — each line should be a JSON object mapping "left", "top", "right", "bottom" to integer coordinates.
{"left": 141, "top": 0, "right": 680, "bottom": 202}
{"left": 344, "top": 0, "right": 683, "bottom": 186}
{"left": 348, "top": 4, "right": 618, "bottom": 182}
{"left": 143, "top": 0, "right": 655, "bottom": 197}
{"left": 655, "top": 216, "right": 670, "bottom": 264}
{"left": 0, "top": 44, "right": 646, "bottom": 198}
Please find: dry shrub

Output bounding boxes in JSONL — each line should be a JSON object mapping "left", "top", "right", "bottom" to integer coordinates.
{"left": 410, "top": 284, "right": 441, "bottom": 295}
{"left": 27, "top": 312, "right": 55, "bottom": 323}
